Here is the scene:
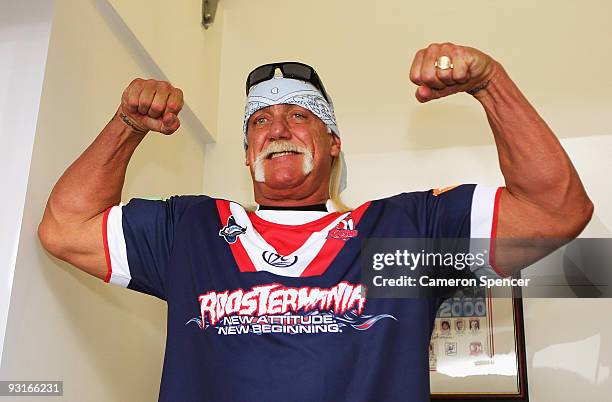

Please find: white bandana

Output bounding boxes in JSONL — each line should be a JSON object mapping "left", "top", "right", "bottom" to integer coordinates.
{"left": 243, "top": 77, "right": 347, "bottom": 192}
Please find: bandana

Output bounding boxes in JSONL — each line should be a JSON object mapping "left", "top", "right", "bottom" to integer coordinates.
{"left": 243, "top": 77, "right": 347, "bottom": 192}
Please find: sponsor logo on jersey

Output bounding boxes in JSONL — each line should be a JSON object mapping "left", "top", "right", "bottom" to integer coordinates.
{"left": 218, "top": 215, "right": 246, "bottom": 244}
{"left": 186, "top": 282, "right": 396, "bottom": 336}
{"left": 198, "top": 282, "right": 366, "bottom": 326}
{"left": 262, "top": 251, "right": 298, "bottom": 268}
{"left": 327, "top": 217, "right": 358, "bottom": 241}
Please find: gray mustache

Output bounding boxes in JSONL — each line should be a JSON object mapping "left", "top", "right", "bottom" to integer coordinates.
{"left": 253, "top": 140, "right": 315, "bottom": 183}
{"left": 256, "top": 141, "right": 312, "bottom": 162}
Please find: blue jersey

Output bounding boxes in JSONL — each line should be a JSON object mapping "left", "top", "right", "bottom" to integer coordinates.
{"left": 103, "top": 184, "right": 501, "bottom": 402}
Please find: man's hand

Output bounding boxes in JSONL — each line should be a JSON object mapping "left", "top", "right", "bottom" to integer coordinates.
{"left": 118, "top": 78, "right": 184, "bottom": 134}
{"left": 409, "top": 43, "right": 497, "bottom": 103}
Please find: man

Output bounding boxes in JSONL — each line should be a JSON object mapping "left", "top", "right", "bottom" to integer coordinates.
{"left": 469, "top": 319, "right": 480, "bottom": 333}
{"left": 38, "top": 43, "right": 592, "bottom": 401}
{"left": 455, "top": 319, "right": 465, "bottom": 333}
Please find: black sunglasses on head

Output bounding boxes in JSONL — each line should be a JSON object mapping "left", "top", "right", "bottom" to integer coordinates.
{"left": 245, "top": 62, "right": 331, "bottom": 104}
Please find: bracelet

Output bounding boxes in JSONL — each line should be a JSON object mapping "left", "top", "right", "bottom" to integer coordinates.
{"left": 467, "top": 80, "right": 490, "bottom": 95}
{"left": 118, "top": 111, "right": 148, "bottom": 133}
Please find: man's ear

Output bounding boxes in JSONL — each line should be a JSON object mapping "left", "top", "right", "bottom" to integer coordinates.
{"left": 245, "top": 150, "right": 250, "bottom": 166}
{"left": 330, "top": 133, "right": 341, "bottom": 157}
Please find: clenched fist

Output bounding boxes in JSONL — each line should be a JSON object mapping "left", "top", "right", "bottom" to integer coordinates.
{"left": 117, "top": 78, "right": 184, "bottom": 135}
{"left": 409, "top": 43, "right": 498, "bottom": 103}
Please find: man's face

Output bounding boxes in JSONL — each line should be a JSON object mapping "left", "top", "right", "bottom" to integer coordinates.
{"left": 245, "top": 104, "right": 340, "bottom": 198}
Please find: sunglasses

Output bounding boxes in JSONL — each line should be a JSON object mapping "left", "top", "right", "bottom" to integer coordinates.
{"left": 245, "top": 62, "right": 331, "bottom": 104}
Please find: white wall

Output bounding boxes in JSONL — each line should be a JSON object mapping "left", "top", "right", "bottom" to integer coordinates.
{"left": 107, "top": 0, "right": 224, "bottom": 140}
{"left": 0, "top": 0, "right": 54, "bottom": 365}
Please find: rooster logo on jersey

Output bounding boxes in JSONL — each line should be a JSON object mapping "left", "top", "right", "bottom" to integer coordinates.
{"left": 219, "top": 215, "right": 246, "bottom": 244}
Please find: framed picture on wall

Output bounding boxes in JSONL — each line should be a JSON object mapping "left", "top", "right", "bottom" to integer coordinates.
{"left": 429, "top": 284, "right": 528, "bottom": 401}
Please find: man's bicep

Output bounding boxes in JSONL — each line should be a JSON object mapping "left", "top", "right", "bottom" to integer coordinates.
{"left": 496, "top": 189, "right": 548, "bottom": 238}
{"left": 43, "top": 213, "right": 110, "bottom": 281}
{"left": 493, "top": 189, "right": 571, "bottom": 275}
{"left": 40, "top": 196, "right": 191, "bottom": 299}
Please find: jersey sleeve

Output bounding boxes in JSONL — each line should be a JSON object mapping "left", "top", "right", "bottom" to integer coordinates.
{"left": 102, "top": 196, "right": 191, "bottom": 300}
{"left": 425, "top": 184, "right": 504, "bottom": 279}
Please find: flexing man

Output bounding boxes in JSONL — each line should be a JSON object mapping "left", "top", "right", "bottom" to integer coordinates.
{"left": 39, "top": 43, "right": 592, "bottom": 401}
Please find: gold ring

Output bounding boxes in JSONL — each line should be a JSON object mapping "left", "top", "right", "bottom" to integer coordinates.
{"left": 434, "top": 55, "right": 454, "bottom": 70}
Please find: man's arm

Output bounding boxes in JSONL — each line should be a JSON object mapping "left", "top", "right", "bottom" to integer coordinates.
{"left": 409, "top": 43, "right": 594, "bottom": 275}
{"left": 38, "top": 79, "right": 184, "bottom": 279}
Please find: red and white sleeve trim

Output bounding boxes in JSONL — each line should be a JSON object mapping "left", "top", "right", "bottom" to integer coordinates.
{"left": 469, "top": 185, "right": 505, "bottom": 278}
{"left": 102, "top": 204, "right": 131, "bottom": 287}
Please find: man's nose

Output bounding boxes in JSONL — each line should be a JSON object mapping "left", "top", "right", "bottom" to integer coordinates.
{"left": 268, "top": 118, "right": 291, "bottom": 140}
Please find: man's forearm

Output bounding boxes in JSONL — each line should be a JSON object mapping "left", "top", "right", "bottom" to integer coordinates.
{"left": 474, "top": 63, "right": 591, "bottom": 217}
{"left": 43, "top": 112, "right": 146, "bottom": 226}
